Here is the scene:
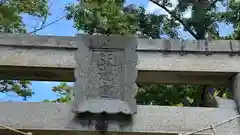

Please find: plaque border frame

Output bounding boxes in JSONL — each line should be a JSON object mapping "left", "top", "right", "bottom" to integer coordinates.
{"left": 72, "top": 34, "right": 138, "bottom": 115}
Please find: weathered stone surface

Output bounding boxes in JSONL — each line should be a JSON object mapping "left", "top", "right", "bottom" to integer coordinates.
{"left": 0, "top": 33, "right": 240, "bottom": 85}
{"left": 72, "top": 34, "right": 138, "bottom": 115}
{"left": 0, "top": 33, "right": 78, "bottom": 48}
{"left": 231, "top": 73, "right": 240, "bottom": 112}
{"left": 137, "top": 39, "right": 181, "bottom": 51}
{"left": 230, "top": 40, "right": 240, "bottom": 52}
{"left": 0, "top": 45, "right": 237, "bottom": 85}
{"left": 182, "top": 40, "right": 205, "bottom": 51}
{"left": 137, "top": 52, "right": 240, "bottom": 72}
{"left": 0, "top": 33, "right": 238, "bottom": 53}
{"left": 0, "top": 46, "right": 75, "bottom": 68}
{"left": 0, "top": 102, "right": 239, "bottom": 135}
{"left": 215, "top": 97, "right": 237, "bottom": 109}
{"left": 207, "top": 40, "right": 231, "bottom": 52}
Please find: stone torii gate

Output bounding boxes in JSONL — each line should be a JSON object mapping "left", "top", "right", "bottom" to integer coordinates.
{"left": 0, "top": 33, "right": 240, "bottom": 135}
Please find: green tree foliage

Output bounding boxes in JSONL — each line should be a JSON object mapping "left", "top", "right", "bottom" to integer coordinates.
{"left": 150, "top": 0, "right": 223, "bottom": 39}
{"left": 0, "top": 0, "right": 49, "bottom": 100}
{"left": 0, "top": 0, "right": 49, "bottom": 33}
{"left": 45, "top": 0, "right": 233, "bottom": 105}
{"left": 137, "top": 84, "right": 232, "bottom": 106}
{"left": 43, "top": 82, "right": 73, "bottom": 103}
{"left": 65, "top": 0, "right": 138, "bottom": 35}
{"left": 0, "top": 80, "right": 32, "bottom": 100}
{"left": 217, "top": 0, "right": 240, "bottom": 39}
{"left": 65, "top": 0, "right": 180, "bottom": 37}
{"left": 45, "top": 0, "right": 235, "bottom": 105}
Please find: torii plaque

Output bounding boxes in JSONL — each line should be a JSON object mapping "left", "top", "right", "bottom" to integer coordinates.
{"left": 72, "top": 34, "right": 138, "bottom": 115}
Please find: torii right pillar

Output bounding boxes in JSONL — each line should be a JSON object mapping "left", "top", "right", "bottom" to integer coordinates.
{"left": 231, "top": 73, "right": 240, "bottom": 113}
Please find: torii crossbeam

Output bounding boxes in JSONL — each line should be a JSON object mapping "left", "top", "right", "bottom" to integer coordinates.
{"left": 1, "top": 33, "right": 240, "bottom": 85}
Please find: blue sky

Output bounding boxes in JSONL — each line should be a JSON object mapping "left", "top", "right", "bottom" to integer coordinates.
{"left": 0, "top": 0, "right": 234, "bottom": 102}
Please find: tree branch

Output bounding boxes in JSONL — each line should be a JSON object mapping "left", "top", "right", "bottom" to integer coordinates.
{"left": 31, "top": 2, "right": 53, "bottom": 35}
{"left": 149, "top": 0, "right": 199, "bottom": 39}
{"left": 28, "top": 15, "right": 65, "bottom": 34}
{"left": 209, "top": 0, "right": 218, "bottom": 9}
{"left": 149, "top": 0, "right": 219, "bottom": 39}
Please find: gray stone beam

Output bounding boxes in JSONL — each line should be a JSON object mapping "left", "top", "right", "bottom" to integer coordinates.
{"left": 0, "top": 33, "right": 239, "bottom": 85}
{"left": 0, "top": 102, "right": 238, "bottom": 135}
{"left": 2, "top": 33, "right": 240, "bottom": 52}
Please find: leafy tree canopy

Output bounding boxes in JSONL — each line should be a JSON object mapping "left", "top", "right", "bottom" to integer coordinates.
{"left": 45, "top": 0, "right": 234, "bottom": 106}
{"left": 0, "top": 0, "right": 49, "bottom": 100}
{"left": 0, "top": 0, "right": 49, "bottom": 33}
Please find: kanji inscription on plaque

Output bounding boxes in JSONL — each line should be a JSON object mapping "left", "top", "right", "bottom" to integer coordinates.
{"left": 86, "top": 50, "right": 124, "bottom": 100}
{"left": 72, "top": 34, "right": 138, "bottom": 115}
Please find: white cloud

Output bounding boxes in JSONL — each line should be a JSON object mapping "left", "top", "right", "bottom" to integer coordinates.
{"left": 145, "top": 0, "right": 192, "bottom": 18}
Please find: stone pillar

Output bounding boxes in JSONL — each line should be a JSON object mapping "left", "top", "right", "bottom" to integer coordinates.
{"left": 231, "top": 73, "right": 240, "bottom": 112}
{"left": 72, "top": 34, "right": 138, "bottom": 115}
{"left": 215, "top": 96, "right": 237, "bottom": 109}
